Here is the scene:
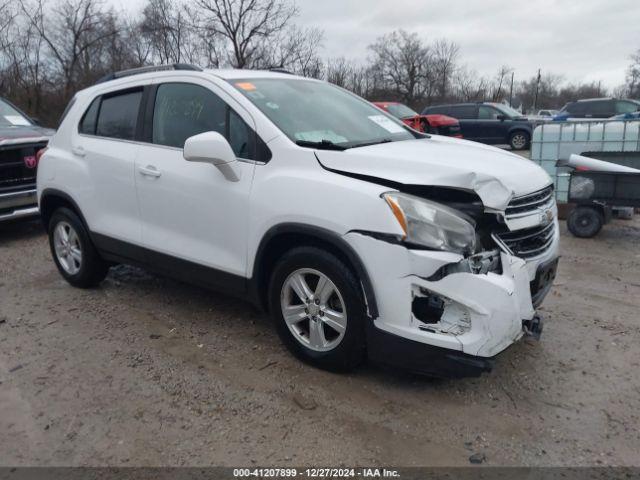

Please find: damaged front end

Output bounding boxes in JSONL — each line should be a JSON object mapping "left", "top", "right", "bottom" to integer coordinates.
{"left": 345, "top": 184, "right": 559, "bottom": 378}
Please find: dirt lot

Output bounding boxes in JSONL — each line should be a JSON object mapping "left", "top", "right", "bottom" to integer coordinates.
{"left": 1, "top": 217, "right": 639, "bottom": 467}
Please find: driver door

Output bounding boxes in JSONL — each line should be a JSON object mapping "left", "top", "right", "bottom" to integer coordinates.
{"left": 477, "top": 105, "right": 507, "bottom": 144}
{"left": 134, "top": 78, "right": 257, "bottom": 292}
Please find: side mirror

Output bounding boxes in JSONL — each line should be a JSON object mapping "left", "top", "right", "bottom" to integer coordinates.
{"left": 496, "top": 114, "right": 507, "bottom": 121}
{"left": 183, "top": 131, "right": 236, "bottom": 166}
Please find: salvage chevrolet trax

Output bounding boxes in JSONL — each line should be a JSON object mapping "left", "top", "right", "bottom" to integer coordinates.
{"left": 38, "top": 65, "right": 559, "bottom": 377}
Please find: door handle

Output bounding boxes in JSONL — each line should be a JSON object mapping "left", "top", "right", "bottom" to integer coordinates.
{"left": 138, "top": 165, "right": 161, "bottom": 178}
{"left": 71, "top": 146, "right": 86, "bottom": 157}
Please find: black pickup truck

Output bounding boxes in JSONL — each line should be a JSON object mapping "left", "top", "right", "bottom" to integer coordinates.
{"left": 0, "top": 97, "right": 53, "bottom": 222}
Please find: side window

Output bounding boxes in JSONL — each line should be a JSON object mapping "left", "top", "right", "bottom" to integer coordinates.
{"left": 478, "top": 106, "right": 500, "bottom": 120}
{"left": 451, "top": 105, "right": 477, "bottom": 119}
{"left": 566, "top": 102, "right": 585, "bottom": 115}
{"left": 228, "top": 109, "right": 252, "bottom": 159}
{"left": 152, "top": 83, "right": 226, "bottom": 148}
{"left": 616, "top": 101, "right": 639, "bottom": 114}
{"left": 96, "top": 90, "right": 142, "bottom": 140}
{"left": 425, "top": 106, "right": 447, "bottom": 115}
{"left": 589, "top": 101, "right": 612, "bottom": 116}
{"left": 79, "top": 97, "right": 100, "bottom": 135}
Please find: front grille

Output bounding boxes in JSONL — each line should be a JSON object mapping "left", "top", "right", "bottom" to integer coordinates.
{"left": 494, "top": 221, "right": 556, "bottom": 259}
{"left": 505, "top": 185, "right": 554, "bottom": 217}
{"left": 0, "top": 142, "right": 46, "bottom": 193}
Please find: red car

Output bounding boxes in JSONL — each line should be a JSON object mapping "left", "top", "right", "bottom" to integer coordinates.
{"left": 373, "top": 102, "right": 463, "bottom": 138}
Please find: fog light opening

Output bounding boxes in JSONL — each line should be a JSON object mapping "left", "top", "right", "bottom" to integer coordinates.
{"left": 412, "top": 287, "right": 472, "bottom": 336}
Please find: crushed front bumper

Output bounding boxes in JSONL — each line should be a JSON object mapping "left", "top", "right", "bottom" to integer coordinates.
{"left": 0, "top": 189, "right": 39, "bottom": 222}
{"left": 346, "top": 226, "right": 559, "bottom": 377}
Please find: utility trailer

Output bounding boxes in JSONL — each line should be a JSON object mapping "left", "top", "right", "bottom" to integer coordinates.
{"left": 561, "top": 154, "right": 640, "bottom": 237}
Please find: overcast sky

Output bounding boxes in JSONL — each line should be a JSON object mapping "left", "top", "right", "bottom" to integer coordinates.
{"left": 115, "top": 0, "right": 639, "bottom": 89}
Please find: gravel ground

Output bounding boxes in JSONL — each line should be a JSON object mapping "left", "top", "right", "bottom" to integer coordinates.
{"left": 1, "top": 217, "right": 639, "bottom": 467}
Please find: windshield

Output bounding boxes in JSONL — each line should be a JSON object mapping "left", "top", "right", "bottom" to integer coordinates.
{"left": 0, "top": 98, "right": 32, "bottom": 127}
{"left": 385, "top": 103, "right": 419, "bottom": 119}
{"left": 492, "top": 104, "right": 525, "bottom": 118}
{"left": 231, "top": 78, "right": 415, "bottom": 148}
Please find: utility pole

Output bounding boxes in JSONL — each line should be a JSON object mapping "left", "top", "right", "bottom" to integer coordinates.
{"left": 509, "top": 71, "right": 515, "bottom": 107}
{"left": 533, "top": 68, "right": 541, "bottom": 112}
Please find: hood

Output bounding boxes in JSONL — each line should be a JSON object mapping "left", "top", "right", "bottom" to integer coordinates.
{"left": 0, "top": 125, "right": 54, "bottom": 146}
{"left": 316, "top": 136, "right": 551, "bottom": 211}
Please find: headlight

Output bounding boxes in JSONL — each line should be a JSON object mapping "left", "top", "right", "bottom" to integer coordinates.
{"left": 383, "top": 192, "right": 476, "bottom": 254}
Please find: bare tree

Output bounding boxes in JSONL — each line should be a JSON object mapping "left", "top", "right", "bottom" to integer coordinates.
{"left": 193, "top": 0, "right": 297, "bottom": 68}
{"left": 19, "top": 0, "right": 120, "bottom": 97}
{"left": 431, "top": 39, "right": 459, "bottom": 100}
{"left": 253, "top": 24, "right": 324, "bottom": 75}
{"left": 626, "top": 48, "right": 640, "bottom": 98}
{"left": 139, "top": 0, "right": 203, "bottom": 64}
{"left": 368, "top": 30, "right": 431, "bottom": 108}
{"left": 489, "top": 65, "right": 513, "bottom": 101}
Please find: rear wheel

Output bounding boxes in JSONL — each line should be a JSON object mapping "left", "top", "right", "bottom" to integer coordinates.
{"left": 48, "top": 207, "right": 109, "bottom": 287}
{"left": 567, "top": 206, "right": 603, "bottom": 238}
{"left": 268, "top": 247, "right": 366, "bottom": 372}
{"left": 509, "top": 130, "right": 530, "bottom": 150}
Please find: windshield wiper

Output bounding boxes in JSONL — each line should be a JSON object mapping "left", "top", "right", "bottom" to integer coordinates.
{"left": 349, "top": 138, "right": 393, "bottom": 149}
{"left": 295, "top": 139, "right": 348, "bottom": 151}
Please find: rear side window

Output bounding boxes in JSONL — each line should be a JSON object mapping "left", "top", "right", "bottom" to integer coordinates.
{"left": 95, "top": 90, "right": 142, "bottom": 140}
{"left": 588, "top": 100, "right": 613, "bottom": 116}
{"left": 450, "top": 105, "right": 477, "bottom": 119}
{"left": 79, "top": 98, "right": 100, "bottom": 135}
{"left": 424, "top": 106, "right": 449, "bottom": 115}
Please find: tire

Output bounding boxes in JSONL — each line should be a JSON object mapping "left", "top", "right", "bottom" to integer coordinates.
{"left": 509, "top": 130, "right": 530, "bottom": 150}
{"left": 268, "top": 246, "right": 366, "bottom": 372}
{"left": 48, "top": 207, "right": 109, "bottom": 288}
{"left": 567, "top": 206, "right": 603, "bottom": 238}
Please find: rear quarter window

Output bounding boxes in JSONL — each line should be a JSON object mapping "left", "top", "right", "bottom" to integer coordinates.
{"left": 79, "top": 97, "right": 100, "bottom": 135}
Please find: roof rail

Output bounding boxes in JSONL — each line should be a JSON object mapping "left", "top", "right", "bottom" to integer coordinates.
{"left": 96, "top": 64, "right": 202, "bottom": 84}
{"left": 269, "top": 68, "right": 294, "bottom": 75}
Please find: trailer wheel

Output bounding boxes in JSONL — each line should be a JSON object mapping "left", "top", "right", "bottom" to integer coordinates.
{"left": 567, "top": 206, "right": 603, "bottom": 238}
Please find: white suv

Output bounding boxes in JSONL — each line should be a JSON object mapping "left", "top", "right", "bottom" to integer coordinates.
{"left": 38, "top": 65, "right": 559, "bottom": 377}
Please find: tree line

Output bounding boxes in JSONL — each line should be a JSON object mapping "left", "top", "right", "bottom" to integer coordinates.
{"left": 1, "top": 0, "right": 638, "bottom": 127}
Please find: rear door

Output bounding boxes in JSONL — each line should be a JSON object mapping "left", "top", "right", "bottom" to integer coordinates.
{"left": 74, "top": 87, "right": 144, "bottom": 244}
{"left": 587, "top": 100, "right": 615, "bottom": 118}
{"left": 449, "top": 105, "right": 480, "bottom": 141}
{"left": 134, "top": 77, "right": 258, "bottom": 290}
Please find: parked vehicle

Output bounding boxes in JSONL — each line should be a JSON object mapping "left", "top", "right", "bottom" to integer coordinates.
{"left": 39, "top": 65, "right": 559, "bottom": 377}
{"left": 537, "top": 109, "right": 559, "bottom": 117}
{"left": 0, "top": 97, "right": 53, "bottom": 222}
{"left": 422, "top": 102, "right": 535, "bottom": 150}
{"left": 611, "top": 111, "right": 640, "bottom": 120}
{"left": 373, "top": 102, "right": 462, "bottom": 138}
{"left": 558, "top": 98, "right": 640, "bottom": 119}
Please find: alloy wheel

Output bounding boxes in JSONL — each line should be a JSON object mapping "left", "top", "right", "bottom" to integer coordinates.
{"left": 53, "top": 221, "right": 83, "bottom": 275}
{"left": 280, "top": 268, "right": 347, "bottom": 352}
{"left": 511, "top": 133, "right": 528, "bottom": 149}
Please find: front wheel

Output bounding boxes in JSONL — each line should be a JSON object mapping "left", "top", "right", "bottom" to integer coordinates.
{"left": 48, "top": 207, "right": 109, "bottom": 288}
{"left": 268, "top": 247, "right": 366, "bottom": 372}
{"left": 509, "top": 131, "right": 530, "bottom": 150}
